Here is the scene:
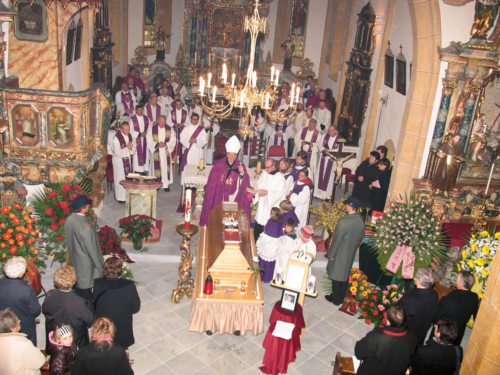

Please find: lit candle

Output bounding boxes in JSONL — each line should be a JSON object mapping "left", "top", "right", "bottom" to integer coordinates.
{"left": 194, "top": 52, "right": 197, "bottom": 65}
{"left": 185, "top": 189, "right": 192, "bottom": 228}
{"left": 212, "top": 86, "right": 216, "bottom": 102}
{"left": 295, "top": 86, "right": 300, "bottom": 103}
{"left": 252, "top": 71, "right": 257, "bottom": 87}
{"left": 199, "top": 157, "right": 205, "bottom": 170}
{"left": 264, "top": 92, "right": 270, "bottom": 109}
{"left": 239, "top": 55, "right": 242, "bottom": 68}
{"left": 222, "top": 63, "right": 227, "bottom": 84}
{"left": 199, "top": 77, "right": 205, "bottom": 95}
{"left": 275, "top": 70, "right": 280, "bottom": 85}
{"left": 207, "top": 73, "right": 212, "bottom": 88}
{"left": 291, "top": 83, "right": 296, "bottom": 104}
{"left": 231, "top": 73, "right": 236, "bottom": 88}
{"left": 270, "top": 66, "right": 275, "bottom": 82}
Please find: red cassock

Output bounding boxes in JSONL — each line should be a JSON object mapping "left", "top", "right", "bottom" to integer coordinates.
{"left": 259, "top": 302, "right": 305, "bottom": 375}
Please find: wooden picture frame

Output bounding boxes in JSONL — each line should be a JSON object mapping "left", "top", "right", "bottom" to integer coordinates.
{"left": 396, "top": 57, "right": 406, "bottom": 95}
{"left": 280, "top": 289, "right": 299, "bottom": 312}
{"left": 15, "top": 0, "right": 48, "bottom": 42}
{"left": 284, "top": 259, "right": 308, "bottom": 292}
{"left": 384, "top": 47, "right": 394, "bottom": 88}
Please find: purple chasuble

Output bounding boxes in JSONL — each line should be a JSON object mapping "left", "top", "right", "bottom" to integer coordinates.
{"left": 200, "top": 158, "right": 251, "bottom": 226}
{"left": 152, "top": 124, "right": 172, "bottom": 180}
{"left": 131, "top": 115, "right": 149, "bottom": 167}
{"left": 115, "top": 131, "right": 133, "bottom": 175}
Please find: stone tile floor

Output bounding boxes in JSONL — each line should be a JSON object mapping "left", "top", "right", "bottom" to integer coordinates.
{"left": 34, "top": 180, "right": 470, "bottom": 374}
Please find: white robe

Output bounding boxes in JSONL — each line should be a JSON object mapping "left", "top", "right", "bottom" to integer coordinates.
{"left": 111, "top": 132, "right": 136, "bottom": 201}
{"left": 256, "top": 233, "right": 280, "bottom": 262}
{"left": 158, "top": 95, "right": 173, "bottom": 114}
{"left": 253, "top": 171, "right": 285, "bottom": 226}
{"left": 130, "top": 115, "right": 150, "bottom": 173}
{"left": 289, "top": 182, "right": 311, "bottom": 230}
{"left": 282, "top": 172, "right": 294, "bottom": 195}
{"left": 147, "top": 125, "right": 176, "bottom": 188}
{"left": 172, "top": 81, "right": 188, "bottom": 101}
{"left": 241, "top": 116, "right": 266, "bottom": 166}
{"left": 314, "top": 134, "right": 339, "bottom": 199}
{"left": 274, "top": 234, "right": 297, "bottom": 278}
{"left": 180, "top": 123, "right": 208, "bottom": 168}
{"left": 203, "top": 117, "right": 220, "bottom": 165}
{"left": 117, "top": 101, "right": 135, "bottom": 118}
{"left": 314, "top": 107, "right": 332, "bottom": 132}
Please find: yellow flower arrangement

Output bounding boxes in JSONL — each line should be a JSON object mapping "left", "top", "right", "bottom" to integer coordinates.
{"left": 309, "top": 200, "right": 347, "bottom": 233}
{"left": 479, "top": 231, "right": 490, "bottom": 238}
{"left": 347, "top": 268, "right": 372, "bottom": 302}
{"left": 482, "top": 245, "right": 490, "bottom": 255}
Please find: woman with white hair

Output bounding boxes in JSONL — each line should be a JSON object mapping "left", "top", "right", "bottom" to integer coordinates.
{"left": 0, "top": 256, "right": 41, "bottom": 345}
{"left": 398, "top": 267, "right": 438, "bottom": 344}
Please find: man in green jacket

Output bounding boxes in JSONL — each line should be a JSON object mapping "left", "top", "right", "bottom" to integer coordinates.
{"left": 325, "top": 196, "right": 365, "bottom": 305}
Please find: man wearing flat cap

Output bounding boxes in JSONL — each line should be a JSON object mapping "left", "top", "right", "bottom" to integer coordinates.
{"left": 64, "top": 195, "right": 104, "bottom": 301}
{"left": 325, "top": 196, "right": 365, "bottom": 305}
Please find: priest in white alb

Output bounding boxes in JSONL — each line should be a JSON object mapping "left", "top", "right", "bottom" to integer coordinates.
{"left": 147, "top": 115, "right": 176, "bottom": 191}
{"left": 158, "top": 86, "right": 173, "bottom": 114}
{"left": 179, "top": 112, "right": 208, "bottom": 173}
{"left": 145, "top": 92, "right": 165, "bottom": 125}
{"left": 130, "top": 105, "right": 150, "bottom": 174}
{"left": 111, "top": 122, "right": 136, "bottom": 203}
{"left": 251, "top": 158, "right": 285, "bottom": 241}
{"left": 168, "top": 99, "right": 188, "bottom": 165}
{"left": 314, "top": 125, "right": 342, "bottom": 200}
{"left": 295, "top": 118, "right": 320, "bottom": 180}
{"left": 314, "top": 100, "right": 332, "bottom": 132}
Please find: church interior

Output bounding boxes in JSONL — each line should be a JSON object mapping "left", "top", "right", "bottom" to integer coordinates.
{"left": 0, "top": 0, "right": 499, "bottom": 374}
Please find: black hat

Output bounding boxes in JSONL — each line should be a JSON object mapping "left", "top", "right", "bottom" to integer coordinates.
{"left": 344, "top": 196, "right": 361, "bottom": 209}
{"left": 71, "top": 195, "right": 92, "bottom": 211}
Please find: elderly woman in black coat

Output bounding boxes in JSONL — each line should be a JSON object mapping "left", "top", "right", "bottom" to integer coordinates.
{"left": 0, "top": 256, "right": 41, "bottom": 345}
{"left": 93, "top": 257, "right": 140, "bottom": 349}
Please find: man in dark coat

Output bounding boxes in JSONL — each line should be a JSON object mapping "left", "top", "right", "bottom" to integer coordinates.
{"left": 325, "top": 196, "right": 365, "bottom": 305}
{"left": 398, "top": 268, "right": 438, "bottom": 344}
{"left": 433, "top": 270, "right": 479, "bottom": 345}
{"left": 355, "top": 305, "right": 417, "bottom": 375}
{"left": 0, "top": 257, "right": 41, "bottom": 345}
{"left": 352, "top": 151, "right": 380, "bottom": 208}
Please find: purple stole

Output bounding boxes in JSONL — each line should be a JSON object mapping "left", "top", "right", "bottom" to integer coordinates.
{"left": 146, "top": 103, "right": 161, "bottom": 124}
{"left": 300, "top": 128, "right": 319, "bottom": 154}
{"left": 317, "top": 134, "right": 338, "bottom": 190}
{"left": 273, "top": 121, "right": 287, "bottom": 146}
{"left": 131, "top": 115, "right": 149, "bottom": 167}
{"left": 152, "top": 124, "right": 172, "bottom": 180}
{"left": 122, "top": 99, "right": 134, "bottom": 115}
{"left": 171, "top": 108, "right": 187, "bottom": 157}
{"left": 115, "top": 131, "right": 133, "bottom": 175}
{"left": 180, "top": 125, "right": 204, "bottom": 172}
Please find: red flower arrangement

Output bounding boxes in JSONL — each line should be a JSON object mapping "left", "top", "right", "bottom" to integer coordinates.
{"left": 358, "top": 284, "right": 403, "bottom": 326}
{"left": 30, "top": 181, "right": 91, "bottom": 264}
{"left": 0, "top": 204, "right": 42, "bottom": 269}
{"left": 97, "top": 225, "right": 133, "bottom": 263}
{"left": 119, "top": 215, "right": 153, "bottom": 249}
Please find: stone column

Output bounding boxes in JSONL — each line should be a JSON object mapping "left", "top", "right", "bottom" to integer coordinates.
{"left": 461, "top": 246, "right": 500, "bottom": 374}
{"left": 430, "top": 79, "right": 457, "bottom": 151}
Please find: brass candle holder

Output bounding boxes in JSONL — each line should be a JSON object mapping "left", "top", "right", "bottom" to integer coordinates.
{"left": 171, "top": 223, "right": 199, "bottom": 304}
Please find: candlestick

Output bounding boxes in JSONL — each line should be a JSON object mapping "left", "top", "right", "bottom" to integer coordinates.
{"left": 207, "top": 72, "right": 212, "bottom": 88}
{"left": 231, "top": 73, "right": 236, "bottom": 88}
{"left": 275, "top": 70, "right": 280, "bottom": 85}
{"left": 485, "top": 160, "right": 495, "bottom": 195}
{"left": 212, "top": 86, "right": 217, "bottom": 102}
{"left": 240, "top": 90, "right": 245, "bottom": 107}
{"left": 270, "top": 66, "right": 275, "bottom": 82}
{"left": 252, "top": 71, "right": 257, "bottom": 87}
{"left": 209, "top": 53, "right": 211, "bottom": 66}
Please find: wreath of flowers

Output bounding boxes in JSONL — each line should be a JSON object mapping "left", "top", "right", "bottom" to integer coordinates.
{"left": 370, "top": 194, "right": 448, "bottom": 279}
{"left": 358, "top": 284, "right": 403, "bottom": 326}
{"left": 457, "top": 230, "right": 499, "bottom": 299}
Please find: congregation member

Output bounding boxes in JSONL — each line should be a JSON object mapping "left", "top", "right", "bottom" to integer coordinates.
{"left": 158, "top": 85, "right": 174, "bottom": 114}
{"left": 0, "top": 257, "right": 41, "bottom": 345}
{"left": 47, "top": 323, "right": 79, "bottom": 375}
{"left": 114, "top": 81, "right": 136, "bottom": 109}
{"left": 72, "top": 317, "right": 133, "bottom": 375}
{"left": 130, "top": 105, "right": 150, "bottom": 175}
{"left": 370, "top": 158, "right": 391, "bottom": 212}
{"left": 111, "top": 122, "right": 136, "bottom": 203}
{"left": 117, "top": 92, "right": 135, "bottom": 118}
{"left": 433, "top": 270, "right": 479, "bottom": 345}
{"left": 399, "top": 268, "right": 438, "bottom": 344}
{"left": 314, "top": 125, "right": 342, "bottom": 200}
{"left": 295, "top": 118, "right": 320, "bottom": 179}
{"left": 352, "top": 150, "right": 381, "bottom": 209}
{"left": 145, "top": 92, "right": 164, "bottom": 125}
{"left": 314, "top": 100, "right": 332, "bottom": 131}
{"left": 355, "top": 306, "right": 418, "bottom": 375}
{"left": 291, "top": 151, "right": 310, "bottom": 181}
{"left": 203, "top": 114, "right": 220, "bottom": 165}
{"left": 376, "top": 144, "right": 391, "bottom": 168}
{"left": 93, "top": 257, "right": 141, "bottom": 350}
{"left": 279, "top": 157, "right": 295, "bottom": 193}
{"left": 168, "top": 99, "right": 189, "bottom": 164}
{"left": 147, "top": 115, "right": 176, "bottom": 191}
{"left": 42, "top": 266, "right": 93, "bottom": 349}
{"left": 287, "top": 169, "right": 312, "bottom": 229}
{"left": 256, "top": 207, "right": 284, "bottom": 283}
{"left": 0, "top": 308, "right": 45, "bottom": 375}
{"left": 411, "top": 319, "right": 462, "bottom": 375}
{"left": 325, "top": 197, "right": 365, "bottom": 305}
{"left": 180, "top": 112, "right": 208, "bottom": 173}
{"left": 64, "top": 195, "right": 104, "bottom": 301}
{"left": 200, "top": 136, "right": 251, "bottom": 226}
{"left": 252, "top": 158, "right": 285, "bottom": 240}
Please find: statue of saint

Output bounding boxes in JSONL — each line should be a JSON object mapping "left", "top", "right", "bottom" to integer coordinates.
{"left": 469, "top": 113, "right": 492, "bottom": 162}
{"left": 155, "top": 26, "right": 170, "bottom": 62}
{"left": 432, "top": 133, "right": 465, "bottom": 194}
{"left": 281, "top": 37, "right": 293, "bottom": 71}
{"left": 470, "top": 0, "right": 498, "bottom": 39}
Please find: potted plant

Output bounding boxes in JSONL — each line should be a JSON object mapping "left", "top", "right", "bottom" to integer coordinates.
{"left": 119, "top": 214, "right": 153, "bottom": 250}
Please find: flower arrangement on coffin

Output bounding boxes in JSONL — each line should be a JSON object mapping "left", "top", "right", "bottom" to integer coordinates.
{"left": 97, "top": 225, "right": 134, "bottom": 263}
{"left": 118, "top": 214, "right": 153, "bottom": 250}
{"left": 30, "top": 181, "right": 92, "bottom": 264}
{"left": 369, "top": 194, "right": 448, "bottom": 280}
{"left": 102, "top": 254, "right": 134, "bottom": 281}
{"left": 457, "top": 230, "right": 499, "bottom": 299}
{"left": 358, "top": 284, "right": 403, "bottom": 326}
{"left": 339, "top": 268, "right": 371, "bottom": 316}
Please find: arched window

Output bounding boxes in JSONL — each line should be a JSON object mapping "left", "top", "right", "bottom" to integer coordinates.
{"left": 66, "top": 20, "right": 76, "bottom": 65}
{"left": 74, "top": 18, "right": 83, "bottom": 61}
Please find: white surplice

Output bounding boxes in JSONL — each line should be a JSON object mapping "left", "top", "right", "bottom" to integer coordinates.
{"left": 180, "top": 123, "right": 208, "bottom": 168}
{"left": 314, "top": 107, "right": 332, "bottom": 132}
{"left": 289, "top": 181, "right": 311, "bottom": 230}
{"left": 147, "top": 125, "right": 176, "bottom": 188}
{"left": 111, "top": 132, "right": 136, "bottom": 201}
{"left": 253, "top": 171, "right": 286, "bottom": 226}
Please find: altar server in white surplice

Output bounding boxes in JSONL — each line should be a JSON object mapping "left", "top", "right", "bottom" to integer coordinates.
{"left": 287, "top": 169, "right": 312, "bottom": 230}
{"left": 180, "top": 113, "right": 208, "bottom": 173}
{"left": 314, "top": 125, "right": 342, "bottom": 200}
{"left": 130, "top": 105, "right": 150, "bottom": 174}
{"left": 203, "top": 114, "right": 219, "bottom": 165}
{"left": 252, "top": 158, "right": 285, "bottom": 240}
{"left": 111, "top": 122, "right": 136, "bottom": 203}
{"left": 145, "top": 92, "right": 165, "bottom": 125}
{"left": 147, "top": 115, "right": 176, "bottom": 191}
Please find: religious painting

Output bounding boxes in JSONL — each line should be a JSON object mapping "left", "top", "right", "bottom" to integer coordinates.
{"left": 143, "top": 0, "right": 156, "bottom": 48}
{"left": 12, "top": 105, "right": 39, "bottom": 147}
{"left": 289, "top": 0, "right": 308, "bottom": 58}
{"left": 280, "top": 289, "right": 298, "bottom": 312}
{"left": 15, "top": 0, "right": 48, "bottom": 42}
{"left": 210, "top": 7, "right": 244, "bottom": 50}
{"left": 384, "top": 43, "right": 394, "bottom": 88}
{"left": 48, "top": 107, "right": 73, "bottom": 148}
{"left": 396, "top": 51, "right": 406, "bottom": 95}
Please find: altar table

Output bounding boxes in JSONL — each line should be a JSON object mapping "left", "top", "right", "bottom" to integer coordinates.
{"left": 119, "top": 178, "right": 162, "bottom": 218}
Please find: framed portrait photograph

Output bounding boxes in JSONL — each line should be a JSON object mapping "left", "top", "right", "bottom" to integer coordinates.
{"left": 15, "top": 0, "right": 48, "bottom": 42}
{"left": 280, "top": 289, "right": 299, "bottom": 312}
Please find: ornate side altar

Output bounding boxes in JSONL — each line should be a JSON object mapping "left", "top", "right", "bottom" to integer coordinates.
{"left": 189, "top": 202, "right": 264, "bottom": 336}
{"left": 0, "top": 85, "right": 112, "bottom": 206}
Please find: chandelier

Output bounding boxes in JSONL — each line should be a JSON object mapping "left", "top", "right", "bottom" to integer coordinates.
{"left": 197, "top": 0, "right": 301, "bottom": 140}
